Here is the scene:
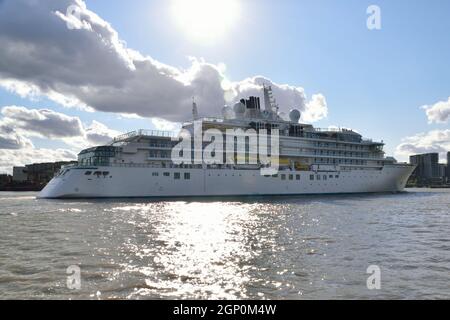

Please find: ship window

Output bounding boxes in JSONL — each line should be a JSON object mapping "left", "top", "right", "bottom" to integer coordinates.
{"left": 335, "top": 175, "right": 339, "bottom": 178}
{"left": 296, "top": 175, "right": 300, "bottom": 180}
{"left": 103, "top": 172, "right": 109, "bottom": 176}
{"left": 272, "top": 174, "right": 278, "bottom": 178}
{"left": 184, "top": 173, "right": 190, "bottom": 180}
{"left": 163, "top": 172, "right": 170, "bottom": 177}
{"left": 323, "top": 175, "right": 327, "bottom": 180}
{"left": 317, "top": 175, "right": 321, "bottom": 180}
{"left": 310, "top": 175, "right": 314, "bottom": 180}
{"left": 174, "top": 172, "right": 180, "bottom": 180}
{"left": 152, "top": 172, "right": 159, "bottom": 177}
{"left": 289, "top": 175, "right": 293, "bottom": 180}
{"left": 329, "top": 175, "right": 333, "bottom": 179}
{"left": 281, "top": 174, "right": 286, "bottom": 180}
{"left": 85, "top": 171, "right": 92, "bottom": 175}
{"left": 94, "top": 171, "right": 101, "bottom": 176}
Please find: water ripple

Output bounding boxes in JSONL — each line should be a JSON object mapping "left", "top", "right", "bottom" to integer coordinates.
{"left": 0, "top": 189, "right": 449, "bottom": 299}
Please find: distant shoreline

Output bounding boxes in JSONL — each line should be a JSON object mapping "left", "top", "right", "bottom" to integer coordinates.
{"left": 0, "top": 186, "right": 43, "bottom": 192}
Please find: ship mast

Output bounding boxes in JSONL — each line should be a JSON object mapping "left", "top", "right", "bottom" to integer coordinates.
{"left": 263, "top": 84, "right": 279, "bottom": 114}
{"left": 192, "top": 97, "right": 199, "bottom": 120}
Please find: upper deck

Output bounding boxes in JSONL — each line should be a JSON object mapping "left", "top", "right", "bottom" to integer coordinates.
{"left": 74, "top": 84, "right": 389, "bottom": 169}
{"left": 111, "top": 129, "right": 177, "bottom": 144}
{"left": 108, "top": 85, "right": 383, "bottom": 147}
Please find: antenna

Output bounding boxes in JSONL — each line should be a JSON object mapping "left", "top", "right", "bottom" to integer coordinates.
{"left": 192, "top": 97, "right": 199, "bottom": 120}
{"left": 262, "top": 84, "right": 279, "bottom": 114}
{"left": 263, "top": 83, "right": 272, "bottom": 112}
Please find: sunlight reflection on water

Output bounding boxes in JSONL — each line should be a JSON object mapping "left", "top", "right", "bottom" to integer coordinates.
{"left": 107, "top": 202, "right": 265, "bottom": 299}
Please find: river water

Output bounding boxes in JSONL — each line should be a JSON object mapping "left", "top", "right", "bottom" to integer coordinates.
{"left": 0, "top": 189, "right": 449, "bottom": 300}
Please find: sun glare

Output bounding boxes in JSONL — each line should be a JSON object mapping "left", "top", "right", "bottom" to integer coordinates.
{"left": 171, "top": 0, "right": 241, "bottom": 43}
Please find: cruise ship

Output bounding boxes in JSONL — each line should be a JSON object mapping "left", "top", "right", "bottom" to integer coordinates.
{"left": 38, "top": 86, "right": 415, "bottom": 199}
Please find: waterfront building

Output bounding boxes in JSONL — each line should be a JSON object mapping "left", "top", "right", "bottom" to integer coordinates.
{"left": 12, "top": 167, "right": 28, "bottom": 183}
{"left": 409, "top": 153, "right": 439, "bottom": 182}
{"left": 0, "top": 174, "right": 12, "bottom": 186}
{"left": 26, "top": 161, "right": 77, "bottom": 186}
{"left": 438, "top": 164, "right": 446, "bottom": 178}
{"left": 447, "top": 152, "right": 450, "bottom": 180}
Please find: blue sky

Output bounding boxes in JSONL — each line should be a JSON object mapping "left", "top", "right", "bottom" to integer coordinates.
{"left": 1, "top": 0, "right": 450, "bottom": 171}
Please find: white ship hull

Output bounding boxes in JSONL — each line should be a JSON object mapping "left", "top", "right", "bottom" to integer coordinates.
{"left": 38, "top": 164, "right": 416, "bottom": 199}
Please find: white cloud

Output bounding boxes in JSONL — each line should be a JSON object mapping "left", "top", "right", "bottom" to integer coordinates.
{"left": 0, "top": 105, "right": 122, "bottom": 171}
{"left": 0, "top": 105, "right": 121, "bottom": 147}
{"left": 85, "top": 120, "right": 122, "bottom": 145}
{"left": 1, "top": 106, "right": 84, "bottom": 138}
{"left": 0, "top": 121, "right": 34, "bottom": 149}
{"left": 304, "top": 94, "right": 328, "bottom": 123}
{"left": 422, "top": 97, "right": 450, "bottom": 124}
{"left": 396, "top": 129, "right": 450, "bottom": 161}
{"left": 117, "top": 113, "right": 143, "bottom": 120}
{"left": 151, "top": 118, "right": 182, "bottom": 132}
{"left": 0, "top": 105, "right": 122, "bottom": 173}
{"left": 0, "top": 0, "right": 328, "bottom": 123}
{"left": 230, "top": 76, "right": 328, "bottom": 122}
{"left": 396, "top": 97, "right": 450, "bottom": 162}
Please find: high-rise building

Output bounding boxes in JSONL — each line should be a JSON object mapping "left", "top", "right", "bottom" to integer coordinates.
{"left": 409, "top": 153, "right": 440, "bottom": 181}
{"left": 438, "top": 164, "right": 447, "bottom": 178}
{"left": 447, "top": 152, "right": 450, "bottom": 179}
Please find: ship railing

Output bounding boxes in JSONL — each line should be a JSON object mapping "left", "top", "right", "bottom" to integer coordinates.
{"left": 72, "top": 162, "right": 388, "bottom": 171}
{"left": 111, "top": 129, "right": 178, "bottom": 143}
{"left": 75, "top": 163, "right": 168, "bottom": 169}
{"left": 313, "top": 128, "right": 359, "bottom": 133}
{"left": 314, "top": 127, "right": 342, "bottom": 133}
{"left": 136, "top": 129, "right": 178, "bottom": 138}
{"left": 59, "top": 163, "right": 78, "bottom": 170}
{"left": 361, "top": 139, "right": 384, "bottom": 145}
{"left": 74, "top": 162, "right": 203, "bottom": 169}
{"left": 309, "top": 129, "right": 383, "bottom": 145}
{"left": 199, "top": 117, "right": 224, "bottom": 123}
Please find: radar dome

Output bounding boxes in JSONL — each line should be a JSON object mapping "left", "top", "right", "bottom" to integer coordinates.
{"left": 233, "top": 102, "right": 245, "bottom": 114}
{"left": 289, "top": 109, "right": 301, "bottom": 123}
{"left": 222, "top": 106, "right": 235, "bottom": 120}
